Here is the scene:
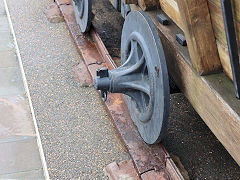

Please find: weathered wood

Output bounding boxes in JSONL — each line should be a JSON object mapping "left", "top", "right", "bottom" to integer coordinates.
{"left": 208, "top": 0, "right": 240, "bottom": 81}
{"left": 208, "top": 0, "right": 240, "bottom": 23}
{"left": 216, "top": 41, "right": 233, "bottom": 80}
{"left": 175, "top": 0, "right": 221, "bottom": 75}
{"left": 147, "top": 10, "right": 240, "bottom": 166}
{"left": 124, "top": 0, "right": 138, "bottom": 4}
{"left": 159, "top": 0, "right": 183, "bottom": 29}
{"left": 157, "top": 0, "right": 240, "bottom": 80}
{"left": 129, "top": 3, "right": 142, "bottom": 11}
{"left": 208, "top": 1, "right": 240, "bottom": 48}
{"left": 138, "top": 0, "right": 160, "bottom": 10}
{"left": 109, "top": 0, "right": 115, "bottom": 7}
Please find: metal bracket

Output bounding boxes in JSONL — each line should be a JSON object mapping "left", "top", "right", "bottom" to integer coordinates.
{"left": 157, "top": 14, "right": 169, "bottom": 26}
{"left": 95, "top": 68, "right": 109, "bottom": 101}
{"left": 176, "top": 34, "right": 187, "bottom": 46}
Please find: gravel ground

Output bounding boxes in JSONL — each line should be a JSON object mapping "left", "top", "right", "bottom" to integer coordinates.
{"left": 6, "top": 0, "right": 129, "bottom": 179}
{"left": 166, "top": 94, "right": 240, "bottom": 179}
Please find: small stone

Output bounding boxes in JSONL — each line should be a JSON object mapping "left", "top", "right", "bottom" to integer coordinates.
{"left": 44, "top": 3, "right": 64, "bottom": 23}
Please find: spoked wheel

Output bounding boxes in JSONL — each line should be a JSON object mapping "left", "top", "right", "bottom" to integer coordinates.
{"left": 94, "top": 11, "right": 170, "bottom": 144}
{"left": 121, "top": 11, "right": 170, "bottom": 144}
{"left": 73, "top": 0, "right": 92, "bottom": 33}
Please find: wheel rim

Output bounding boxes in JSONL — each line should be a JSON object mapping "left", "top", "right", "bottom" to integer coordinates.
{"left": 73, "top": 0, "right": 92, "bottom": 33}
{"left": 121, "top": 11, "right": 170, "bottom": 144}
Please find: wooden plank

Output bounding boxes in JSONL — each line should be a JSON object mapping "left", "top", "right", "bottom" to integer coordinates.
{"left": 208, "top": 1, "right": 240, "bottom": 48}
{"left": 129, "top": 3, "right": 142, "bottom": 11}
{"left": 159, "top": 0, "right": 183, "bottom": 29}
{"left": 208, "top": 0, "right": 240, "bottom": 23}
{"left": 216, "top": 41, "right": 233, "bottom": 80}
{"left": 147, "top": 10, "right": 240, "bottom": 166}
{"left": 138, "top": 0, "right": 160, "bottom": 10}
{"left": 109, "top": 0, "right": 115, "bottom": 8}
{"left": 208, "top": 1, "right": 240, "bottom": 81}
{"left": 175, "top": 0, "right": 221, "bottom": 75}
{"left": 208, "top": 1, "right": 227, "bottom": 45}
{"left": 124, "top": 0, "right": 138, "bottom": 4}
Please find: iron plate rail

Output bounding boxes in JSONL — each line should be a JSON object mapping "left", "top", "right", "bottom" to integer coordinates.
{"left": 221, "top": 0, "right": 240, "bottom": 99}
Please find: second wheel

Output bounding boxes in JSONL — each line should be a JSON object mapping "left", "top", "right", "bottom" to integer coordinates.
{"left": 73, "top": 0, "right": 92, "bottom": 33}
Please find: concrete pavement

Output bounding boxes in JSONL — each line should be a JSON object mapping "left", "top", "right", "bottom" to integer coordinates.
{"left": 0, "top": 0, "right": 48, "bottom": 179}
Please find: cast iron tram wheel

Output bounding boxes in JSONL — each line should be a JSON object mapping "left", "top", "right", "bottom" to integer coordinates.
{"left": 114, "top": 0, "right": 121, "bottom": 11}
{"left": 73, "top": 0, "right": 92, "bottom": 33}
{"left": 121, "top": 11, "right": 170, "bottom": 144}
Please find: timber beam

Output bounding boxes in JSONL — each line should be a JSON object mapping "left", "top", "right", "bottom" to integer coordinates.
{"left": 175, "top": 0, "right": 222, "bottom": 75}
{"left": 138, "top": 0, "right": 160, "bottom": 10}
{"left": 124, "top": 0, "right": 138, "bottom": 4}
{"left": 158, "top": 0, "right": 183, "bottom": 30}
{"left": 147, "top": 9, "right": 240, "bottom": 166}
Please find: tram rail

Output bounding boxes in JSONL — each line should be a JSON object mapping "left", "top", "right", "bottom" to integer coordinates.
{"left": 55, "top": 0, "right": 184, "bottom": 179}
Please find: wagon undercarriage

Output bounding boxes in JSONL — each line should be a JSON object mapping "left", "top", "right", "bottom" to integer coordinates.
{"left": 73, "top": 0, "right": 240, "bottom": 167}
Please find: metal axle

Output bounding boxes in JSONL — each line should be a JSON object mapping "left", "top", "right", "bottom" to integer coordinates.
{"left": 95, "top": 52, "right": 151, "bottom": 103}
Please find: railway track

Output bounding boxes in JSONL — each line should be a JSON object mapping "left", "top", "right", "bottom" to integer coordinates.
{"left": 55, "top": 0, "right": 184, "bottom": 179}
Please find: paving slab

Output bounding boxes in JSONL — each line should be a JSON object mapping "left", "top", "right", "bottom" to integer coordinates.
{"left": 0, "top": 95, "right": 35, "bottom": 142}
{"left": 0, "top": 31, "right": 13, "bottom": 51}
{"left": 0, "top": 16, "right": 9, "bottom": 31}
{"left": 0, "top": 11, "right": 12, "bottom": 52}
{"left": 0, "top": 1, "right": 4, "bottom": 15}
{"left": 0, "top": 50, "right": 18, "bottom": 68}
{"left": 0, "top": 137, "right": 42, "bottom": 175}
{"left": 0, "top": 67, "right": 25, "bottom": 96}
{"left": 0, "top": 0, "right": 48, "bottom": 179}
{"left": 0, "top": 168, "right": 45, "bottom": 179}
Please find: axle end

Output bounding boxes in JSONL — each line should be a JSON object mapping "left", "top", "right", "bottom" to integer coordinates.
{"left": 94, "top": 77, "right": 110, "bottom": 91}
{"left": 94, "top": 68, "right": 111, "bottom": 101}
